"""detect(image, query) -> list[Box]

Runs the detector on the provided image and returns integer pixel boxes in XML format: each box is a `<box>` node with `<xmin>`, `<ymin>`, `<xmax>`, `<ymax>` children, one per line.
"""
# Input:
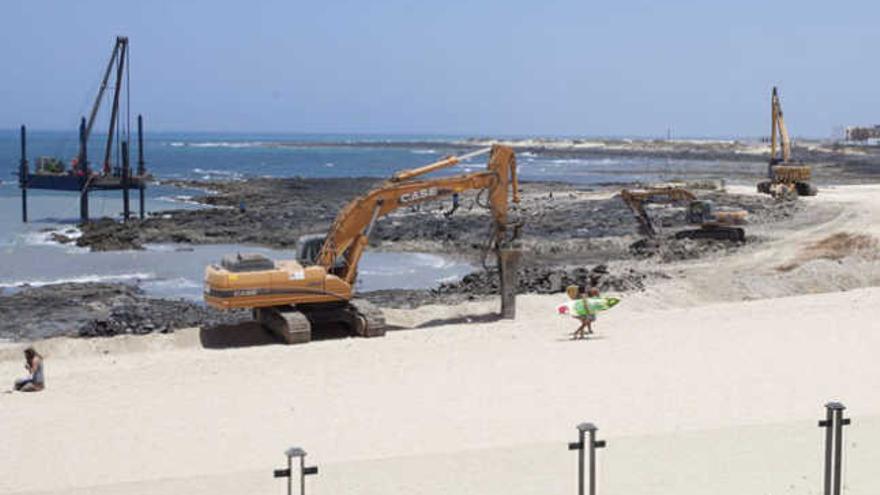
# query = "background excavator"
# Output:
<box><xmin>757</xmin><ymin>87</ymin><xmax>818</xmax><ymax>199</ymax></box>
<box><xmin>204</xmin><ymin>145</ymin><xmax>520</xmax><ymax>344</ymax></box>
<box><xmin>620</xmin><ymin>187</ymin><xmax>748</xmax><ymax>242</ymax></box>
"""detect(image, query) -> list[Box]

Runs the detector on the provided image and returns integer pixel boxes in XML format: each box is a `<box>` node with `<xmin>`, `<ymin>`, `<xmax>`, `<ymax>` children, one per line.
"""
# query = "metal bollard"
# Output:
<box><xmin>818</xmin><ymin>402</ymin><xmax>850</xmax><ymax>495</ymax></box>
<box><xmin>274</xmin><ymin>447</ymin><xmax>319</xmax><ymax>495</ymax></box>
<box><xmin>568</xmin><ymin>422</ymin><xmax>606</xmax><ymax>495</ymax></box>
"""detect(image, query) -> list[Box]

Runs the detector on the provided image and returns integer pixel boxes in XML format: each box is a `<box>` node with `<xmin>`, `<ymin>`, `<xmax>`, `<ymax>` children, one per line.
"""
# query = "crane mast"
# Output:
<box><xmin>80</xmin><ymin>36</ymin><xmax>129</xmax><ymax>175</ymax></box>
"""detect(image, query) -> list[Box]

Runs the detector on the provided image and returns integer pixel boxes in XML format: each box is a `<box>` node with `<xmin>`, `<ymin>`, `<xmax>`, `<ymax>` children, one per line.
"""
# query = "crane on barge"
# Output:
<box><xmin>19</xmin><ymin>36</ymin><xmax>149</xmax><ymax>223</ymax></box>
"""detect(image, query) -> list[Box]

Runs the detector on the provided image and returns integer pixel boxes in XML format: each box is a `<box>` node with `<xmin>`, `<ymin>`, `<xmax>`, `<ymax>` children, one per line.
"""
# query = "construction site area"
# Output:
<box><xmin>2</xmin><ymin>21</ymin><xmax>880</xmax><ymax>495</ymax></box>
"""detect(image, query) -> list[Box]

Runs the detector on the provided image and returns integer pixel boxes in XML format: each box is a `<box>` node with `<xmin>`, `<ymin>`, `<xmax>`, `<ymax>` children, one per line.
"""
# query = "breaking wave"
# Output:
<box><xmin>169</xmin><ymin>141</ymin><xmax>265</xmax><ymax>149</ymax></box>
<box><xmin>0</xmin><ymin>272</ymin><xmax>155</xmax><ymax>289</ymax></box>
<box><xmin>191</xmin><ymin>168</ymin><xmax>244</xmax><ymax>181</ymax></box>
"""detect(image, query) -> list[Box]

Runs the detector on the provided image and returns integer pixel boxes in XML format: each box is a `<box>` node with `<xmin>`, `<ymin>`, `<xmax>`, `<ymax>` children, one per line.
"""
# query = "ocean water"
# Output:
<box><xmin>0</xmin><ymin>129</ymin><xmax>764</xmax><ymax>185</ymax></box>
<box><xmin>0</xmin><ymin>130</ymin><xmax>760</xmax><ymax>298</ymax></box>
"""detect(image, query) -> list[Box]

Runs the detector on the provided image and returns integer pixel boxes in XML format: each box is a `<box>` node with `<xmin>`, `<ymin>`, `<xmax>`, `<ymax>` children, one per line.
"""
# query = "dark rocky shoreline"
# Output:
<box><xmin>0</xmin><ymin>283</ymin><xmax>249</xmax><ymax>342</ymax></box>
<box><xmin>70</xmin><ymin>178</ymin><xmax>800</xmax><ymax>262</ymax></box>
<box><xmin>0</xmin><ymin>262</ymin><xmax>660</xmax><ymax>341</ymax></box>
<box><xmin>1</xmin><ymin>174</ymin><xmax>811</xmax><ymax>342</ymax></box>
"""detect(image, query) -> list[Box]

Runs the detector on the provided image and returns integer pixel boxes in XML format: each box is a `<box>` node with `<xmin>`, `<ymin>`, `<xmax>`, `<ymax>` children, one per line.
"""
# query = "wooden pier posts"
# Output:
<box><xmin>19</xmin><ymin>125</ymin><xmax>28</xmax><ymax>223</ymax></box>
<box><xmin>122</xmin><ymin>141</ymin><xmax>131</xmax><ymax>221</ymax></box>
<box><xmin>18</xmin><ymin>115</ymin><xmax>146</xmax><ymax>225</ymax></box>
<box><xmin>137</xmin><ymin>114</ymin><xmax>146</xmax><ymax>220</ymax></box>
<box><xmin>78</xmin><ymin>117</ymin><xmax>90</xmax><ymax>223</ymax></box>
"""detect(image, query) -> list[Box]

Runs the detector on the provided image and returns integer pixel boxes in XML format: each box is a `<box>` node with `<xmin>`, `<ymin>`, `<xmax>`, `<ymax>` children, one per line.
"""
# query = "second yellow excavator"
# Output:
<box><xmin>757</xmin><ymin>87</ymin><xmax>818</xmax><ymax>199</ymax></box>
<box><xmin>204</xmin><ymin>145</ymin><xmax>520</xmax><ymax>344</ymax></box>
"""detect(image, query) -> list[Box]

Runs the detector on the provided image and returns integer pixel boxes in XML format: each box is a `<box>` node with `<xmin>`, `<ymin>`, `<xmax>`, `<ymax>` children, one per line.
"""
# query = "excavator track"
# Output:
<box><xmin>254</xmin><ymin>306</ymin><xmax>312</xmax><ymax>345</ymax></box>
<box><xmin>675</xmin><ymin>227</ymin><xmax>745</xmax><ymax>242</ymax></box>
<box><xmin>348</xmin><ymin>299</ymin><xmax>387</xmax><ymax>338</ymax></box>
<box><xmin>254</xmin><ymin>300</ymin><xmax>387</xmax><ymax>345</ymax></box>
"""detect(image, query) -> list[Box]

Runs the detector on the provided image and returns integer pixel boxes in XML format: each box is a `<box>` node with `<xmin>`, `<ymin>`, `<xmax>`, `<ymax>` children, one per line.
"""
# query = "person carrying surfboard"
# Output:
<box><xmin>558</xmin><ymin>285</ymin><xmax>621</xmax><ymax>339</ymax></box>
<box><xmin>572</xmin><ymin>287</ymin><xmax>600</xmax><ymax>339</ymax></box>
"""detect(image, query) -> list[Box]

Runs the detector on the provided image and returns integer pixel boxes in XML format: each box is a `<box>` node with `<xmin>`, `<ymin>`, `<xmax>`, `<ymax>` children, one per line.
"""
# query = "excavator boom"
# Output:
<box><xmin>770</xmin><ymin>86</ymin><xmax>792</xmax><ymax>165</ymax></box>
<box><xmin>318</xmin><ymin>145</ymin><xmax>518</xmax><ymax>283</ymax></box>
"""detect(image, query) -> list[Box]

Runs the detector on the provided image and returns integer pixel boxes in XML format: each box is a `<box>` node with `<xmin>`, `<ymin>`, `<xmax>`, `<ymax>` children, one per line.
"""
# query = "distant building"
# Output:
<box><xmin>844</xmin><ymin>125</ymin><xmax>880</xmax><ymax>143</ymax></box>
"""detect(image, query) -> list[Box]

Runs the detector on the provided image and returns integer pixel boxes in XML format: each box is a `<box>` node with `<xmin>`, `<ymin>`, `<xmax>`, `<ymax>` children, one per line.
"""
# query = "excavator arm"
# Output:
<box><xmin>770</xmin><ymin>86</ymin><xmax>791</xmax><ymax>166</ymax></box>
<box><xmin>761</xmin><ymin>87</ymin><xmax>816</xmax><ymax>198</ymax></box>
<box><xmin>317</xmin><ymin>145</ymin><xmax>519</xmax><ymax>284</ymax></box>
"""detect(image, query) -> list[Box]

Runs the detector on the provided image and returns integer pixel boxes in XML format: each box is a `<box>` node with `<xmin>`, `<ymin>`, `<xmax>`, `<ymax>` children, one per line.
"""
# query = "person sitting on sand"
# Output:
<box><xmin>13</xmin><ymin>347</ymin><xmax>44</xmax><ymax>392</ymax></box>
<box><xmin>571</xmin><ymin>287</ymin><xmax>601</xmax><ymax>340</ymax></box>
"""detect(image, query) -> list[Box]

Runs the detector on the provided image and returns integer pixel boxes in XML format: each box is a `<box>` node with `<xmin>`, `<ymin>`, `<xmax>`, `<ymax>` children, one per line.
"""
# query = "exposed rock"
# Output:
<box><xmin>0</xmin><ymin>283</ymin><xmax>248</xmax><ymax>341</ymax></box>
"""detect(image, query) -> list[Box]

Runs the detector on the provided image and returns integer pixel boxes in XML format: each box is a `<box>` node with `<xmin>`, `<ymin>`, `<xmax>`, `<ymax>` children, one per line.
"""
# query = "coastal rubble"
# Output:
<box><xmin>75</xmin><ymin>178</ymin><xmax>801</xmax><ymax>263</ymax></box>
<box><xmin>0</xmin><ymin>176</ymin><xmax>814</xmax><ymax>341</ymax></box>
<box><xmin>0</xmin><ymin>283</ymin><xmax>247</xmax><ymax>341</ymax></box>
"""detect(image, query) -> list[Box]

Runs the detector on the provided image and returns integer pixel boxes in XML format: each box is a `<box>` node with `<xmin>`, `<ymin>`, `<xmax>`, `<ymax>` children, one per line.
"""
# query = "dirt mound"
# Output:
<box><xmin>777</xmin><ymin>232</ymin><xmax>879</xmax><ymax>272</ymax></box>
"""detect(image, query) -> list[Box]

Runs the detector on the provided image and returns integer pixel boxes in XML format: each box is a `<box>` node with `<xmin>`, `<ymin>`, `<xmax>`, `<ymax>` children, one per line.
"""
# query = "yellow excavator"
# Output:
<box><xmin>620</xmin><ymin>187</ymin><xmax>748</xmax><ymax>242</ymax></box>
<box><xmin>757</xmin><ymin>87</ymin><xmax>817</xmax><ymax>199</ymax></box>
<box><xmin>204</xmin><ymin>145</ymin><xmax>520</xmax><ymax>344</ymax></box>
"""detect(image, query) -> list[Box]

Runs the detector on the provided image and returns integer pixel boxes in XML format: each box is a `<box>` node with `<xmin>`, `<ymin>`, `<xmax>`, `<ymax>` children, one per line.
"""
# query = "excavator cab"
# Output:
<box><xmin>296</xmin><ymin>234</ymin><xmax>348</xmax><ymax>277</ymax></box>
<box><xmin>296</xmin><ymin>234</ymin><xmax>326</xmax><ymax>266</ymax></box>
<box><xmin>687</xmin><ymin>200</ymin><xmax>715</xmax><ymax>224</ymax></box>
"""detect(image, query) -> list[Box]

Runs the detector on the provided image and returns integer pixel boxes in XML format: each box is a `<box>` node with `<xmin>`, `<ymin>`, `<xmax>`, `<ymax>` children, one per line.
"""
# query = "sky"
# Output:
<box><xmin>1</xmin><ymin>0</ymin><xmax>878</xmax><ymax>138</ymax></box>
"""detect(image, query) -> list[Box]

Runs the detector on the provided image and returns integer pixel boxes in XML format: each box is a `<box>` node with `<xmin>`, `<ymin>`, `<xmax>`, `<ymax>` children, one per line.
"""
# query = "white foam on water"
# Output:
<box><xmin>410</xmin><ymin>252</ymin><xmax>457</xmax><ymax>269</ymax></box>
<box><xmin>143</xmin><ymin>243</ymin><xmax>195</xmax><ymax>253</ymax></box>
<box><xmin>172</xmin><ymin>141</ymin><xmax>265</xmax><ymax>149</ymax></box>
<box><xmin>410</xmin><ymin>149</ymin><xmax>437</xmax><ymax>155</ymax></box>
<box><xmin>21</xmin><ymin>227</ymin><xmax>85</xmax><ymax>249</ymax></box>
<box><xmin>549</xmin><ymin>158</ymin><xmax>586</xmax><ymax>164</ymax></box>
<box><xmin>0</xmin><ymin>272</ymin><xmax>155</xmax><ymax>289</ymax></box>
<box><xmin>156</xmin><ymin>195</ymin><xmax>205</xmax><ymax>207</ymax></box>
<box><xmin>191</xmin><ymin>168</ymin><xmax>244</xmax><ymax>182</ymax></box>
<box><xmin>192</xmin><ymin>168</ymin><xmax>243</xmax><ymax>177</ymax></box>
<box><xmin>140</xmin><ymin>277</ymin><xmax>203</xmax><ymax>300</ymax></box>
<box><xmin>437</xmin><ymin>274</ymin><xmax>464</xmax><ymax>284</ymax></box>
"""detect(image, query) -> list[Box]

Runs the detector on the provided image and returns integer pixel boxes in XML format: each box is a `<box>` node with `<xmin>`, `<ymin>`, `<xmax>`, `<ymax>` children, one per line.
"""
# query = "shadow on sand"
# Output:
<box><xmin>198</xmin><ymin>321</ymin><xmax>360</xmax><ymax>349</ymax></box>
<box><xmin>199</xmin><ymin>311</ymin><xmax>507</xmax><ymax>349</ymax></box>
<box><xmin>412</xmin><ymin>312</ymin><xmax>503</xmax><ymax>329</ymax></box>
<box><xmin>199</xmin><ymin>321</ymin><xmax>279</xmax><ymax>349</ymax></box>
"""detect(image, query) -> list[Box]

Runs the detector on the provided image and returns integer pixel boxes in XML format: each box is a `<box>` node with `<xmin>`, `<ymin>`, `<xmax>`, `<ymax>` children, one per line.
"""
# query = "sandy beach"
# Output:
<box><xmin>2</xmin><ymin>185</ymin><xmax>879</xmax><ymax>495</ymax></box>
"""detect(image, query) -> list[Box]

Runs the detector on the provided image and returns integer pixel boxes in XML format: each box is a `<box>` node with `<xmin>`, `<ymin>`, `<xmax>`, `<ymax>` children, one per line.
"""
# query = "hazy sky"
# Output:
<box><xmin>1</xmin><ymin>0</ymin><xmax>877</xmax><ymax>137</ymax></box>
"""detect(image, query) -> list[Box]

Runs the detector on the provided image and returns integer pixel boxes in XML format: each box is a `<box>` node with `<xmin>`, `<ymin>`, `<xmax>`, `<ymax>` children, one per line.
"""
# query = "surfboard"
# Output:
<box><xmin>557</xmin><ymin>297</ymin><xmax>620</xmax><ymax>317</ymax></box>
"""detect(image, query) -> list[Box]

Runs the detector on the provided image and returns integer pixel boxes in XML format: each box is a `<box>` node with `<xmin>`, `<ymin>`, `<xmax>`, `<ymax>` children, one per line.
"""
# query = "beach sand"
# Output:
<box><xmin>2</xmin><ymin>186</ymin><xmax>879</xmax><ymax>495</ymax></box>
